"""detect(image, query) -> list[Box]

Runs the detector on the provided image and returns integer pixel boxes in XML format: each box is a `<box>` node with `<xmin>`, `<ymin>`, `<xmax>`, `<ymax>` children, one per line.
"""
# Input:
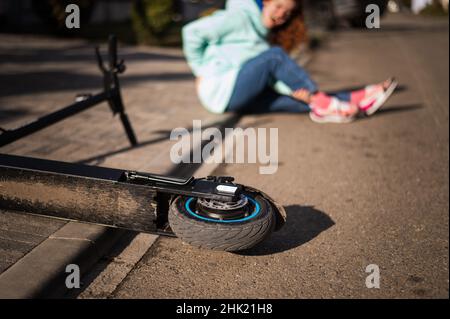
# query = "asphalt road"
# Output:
<box><xmin>93</xmin><ymin>13</ymin><xmax>448</xmax><ymax>299</ymax></box>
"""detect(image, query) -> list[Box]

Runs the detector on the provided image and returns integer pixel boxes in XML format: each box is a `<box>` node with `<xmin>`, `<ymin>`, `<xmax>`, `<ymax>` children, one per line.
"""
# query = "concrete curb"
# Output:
<box><xmin>0</xmin><ymin>222</ymin><xmax>126</xmax><ymax>299</ymax></box>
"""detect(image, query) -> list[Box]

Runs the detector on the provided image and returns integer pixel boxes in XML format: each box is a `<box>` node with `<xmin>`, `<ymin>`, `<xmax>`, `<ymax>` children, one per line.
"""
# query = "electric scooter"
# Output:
<box><xmin>0</xmin><ymin>35</ymin><xmax>286</xmax><ymax>252</ymax></box>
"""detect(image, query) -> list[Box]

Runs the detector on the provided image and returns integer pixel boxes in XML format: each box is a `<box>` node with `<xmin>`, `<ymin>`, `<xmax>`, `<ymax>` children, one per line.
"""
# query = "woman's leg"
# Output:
<box><xmin>227</xmin><ymin>47</ymin><xmax>318</xmax><ymax>111</ymax></box>
<box><xmin>328</xmin><ymin>78</ymin><xmax>396</xmax><ymax>104</ymax></box>
<box><xmin>228</xmin><ymin>89</ymin><xmax>310</xmax><ymax>114</ymax></box>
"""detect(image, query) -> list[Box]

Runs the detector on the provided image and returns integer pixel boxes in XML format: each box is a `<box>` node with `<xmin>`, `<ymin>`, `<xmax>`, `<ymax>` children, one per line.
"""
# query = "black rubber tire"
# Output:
<box><xmin>168</xmin><ymin>193</ymin><xmax>275</xmax><ymax>252</ymax></box>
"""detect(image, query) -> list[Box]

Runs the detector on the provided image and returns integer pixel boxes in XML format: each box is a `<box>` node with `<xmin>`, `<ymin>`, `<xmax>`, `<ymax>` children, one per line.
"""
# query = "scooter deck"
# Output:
<box><xmin>0</xmin><ymin>153</ymin><xmax>164</xmax><ymax>234</ymax></box>
<box><xmin>0</xmin><ymin>154</ymin><xmax>247</xmax><ymax>235</ymax></box>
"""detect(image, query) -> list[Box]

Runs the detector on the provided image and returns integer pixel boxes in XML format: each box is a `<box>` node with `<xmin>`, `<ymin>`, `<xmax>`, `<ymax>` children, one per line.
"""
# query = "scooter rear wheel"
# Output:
<box><xmin>168</xmin><ymin>192</ymin><xmax>275</xmax><ymax>252</ymax></box>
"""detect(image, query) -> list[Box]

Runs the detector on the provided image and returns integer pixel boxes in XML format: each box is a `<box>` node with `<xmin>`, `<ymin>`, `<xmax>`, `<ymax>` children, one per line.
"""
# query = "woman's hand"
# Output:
<box><xmin>292</xmin><ymin>88</ymin><xmax>312</xmax><ymax>104</ymax></box>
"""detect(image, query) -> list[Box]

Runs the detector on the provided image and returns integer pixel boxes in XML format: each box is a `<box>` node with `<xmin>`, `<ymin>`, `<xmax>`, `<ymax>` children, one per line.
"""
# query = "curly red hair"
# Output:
<box><xmin>268</xmin><ymin>0</ymin><xmax>308</xmax><ymax>53</ymax></box>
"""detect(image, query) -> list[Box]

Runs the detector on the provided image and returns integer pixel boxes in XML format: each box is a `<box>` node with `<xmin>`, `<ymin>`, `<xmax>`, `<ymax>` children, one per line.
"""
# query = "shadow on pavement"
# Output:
<box><xmin>327</xmin><ymin>84</ymin><xmax>408</xmax><ymax>96</ymax></box>
<box><xmin>0</xmin><ymin>106</ymin><xmax>37</xmax><ymax>124</ymax></box>
<box><xmin>237</xmin><ymin>205</ymin><xmax>335</xmax><ymax>256</ymax></box>
<box><xmin>77</xmin><ymin>114</ymin><xmax>241</xmax><ymax>170</ymax></box>
<box><xmin>0</xmin><ymin>48</ymin><xmax>185</xmax><ymax>65</ymax></box>
<box><xmin>63</xmin><ymin>230</ymin><xmax>140</xmax><ymax>299</ymax></box>
<box><xmin>0</xmin><ymin>71</ymin><xmax>193</xmax><ymax>98</ymax></box>
<box><xmin>77</xmin><ymin>133</ymin><xmax>175</xmax><ymax>166</ymax></box>
<box><xmin>0</xmin><ymin>42</ymin><xmax>189</xmax><ymax>98</ymax></box>
<box><xmin>359</xmin><ymin>103</ymin><xmax>423</xmax><ymax>120</ymax></box>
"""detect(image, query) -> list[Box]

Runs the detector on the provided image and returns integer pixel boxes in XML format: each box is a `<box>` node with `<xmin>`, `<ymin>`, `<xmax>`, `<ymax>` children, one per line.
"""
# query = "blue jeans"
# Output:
<box><xmin>226</xmin><ymin>47</ymin><xmax>351</xmax><ymax>114</ymax></box>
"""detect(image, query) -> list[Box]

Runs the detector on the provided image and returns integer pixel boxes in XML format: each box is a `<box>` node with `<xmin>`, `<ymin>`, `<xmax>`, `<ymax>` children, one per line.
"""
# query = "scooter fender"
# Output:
<box><xmin>242</xmin><ymin>185</ymin><xmax>286</xmax><ymax>231</ymax></box>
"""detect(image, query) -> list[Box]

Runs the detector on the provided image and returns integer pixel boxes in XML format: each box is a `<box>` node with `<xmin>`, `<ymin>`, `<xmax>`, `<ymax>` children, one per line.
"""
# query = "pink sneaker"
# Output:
<box><xmin>353</xmin><ymin>77</ymin><xmax>398</xmax><ymax>116</ymax></box>
<box><xmin>309</xmin><ymin>94</ymin><xmax>358</xmax><ymax>124</ymax></box>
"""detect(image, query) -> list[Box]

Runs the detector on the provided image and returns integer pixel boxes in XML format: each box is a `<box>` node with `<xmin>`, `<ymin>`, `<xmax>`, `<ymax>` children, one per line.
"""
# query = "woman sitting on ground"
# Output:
<box><xmin>182</xmin><ymin>0</ymin><xmax>397</xmax><ymax>123</ymax></box>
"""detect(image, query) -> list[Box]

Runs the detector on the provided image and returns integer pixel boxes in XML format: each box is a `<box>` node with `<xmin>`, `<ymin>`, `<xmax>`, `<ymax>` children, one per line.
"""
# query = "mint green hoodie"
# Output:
<box><xmin>182</xmin><ymin>0</ymin><xmax>292</xmax><ymax>114</ymax></box>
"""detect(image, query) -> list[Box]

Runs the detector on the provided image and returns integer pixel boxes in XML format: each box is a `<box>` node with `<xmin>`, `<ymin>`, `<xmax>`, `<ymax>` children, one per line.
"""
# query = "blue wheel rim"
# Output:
<box><xmin>184</xmin><ymin>196</ymin><xmax>261</xmax><ymax>223</ymax></box>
